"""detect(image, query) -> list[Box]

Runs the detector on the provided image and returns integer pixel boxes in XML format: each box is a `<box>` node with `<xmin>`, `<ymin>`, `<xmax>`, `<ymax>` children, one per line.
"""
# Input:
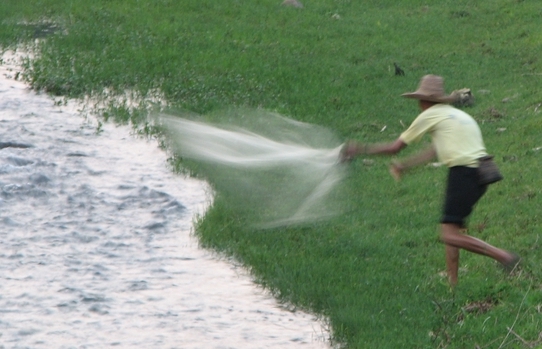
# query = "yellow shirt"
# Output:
<box><xmin>399</xmin><ymin>104</ymin><xmax>487</xmax><ymax>167</ymax></box>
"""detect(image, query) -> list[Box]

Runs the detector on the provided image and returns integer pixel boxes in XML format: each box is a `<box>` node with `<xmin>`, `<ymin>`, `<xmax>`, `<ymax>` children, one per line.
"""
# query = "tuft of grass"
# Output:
<box><xmin>1</xmin><ymin>0</ymin><xmax>541</xmax><ymax>347</ymax></box>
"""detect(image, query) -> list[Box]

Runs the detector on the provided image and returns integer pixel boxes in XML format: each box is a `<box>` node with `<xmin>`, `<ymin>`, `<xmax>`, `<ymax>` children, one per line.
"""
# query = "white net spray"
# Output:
<box><xmin>153</xmin><ymin>108</ymin><xmax>347</xmax><ymax>229</ymax></box>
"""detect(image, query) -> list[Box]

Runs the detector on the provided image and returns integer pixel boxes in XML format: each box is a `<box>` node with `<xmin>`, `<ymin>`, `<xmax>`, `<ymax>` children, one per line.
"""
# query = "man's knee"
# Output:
<box><xmin>440</xmin><ymin>223</ymin><xmax>463</xmax><ymax>243</ymax></box>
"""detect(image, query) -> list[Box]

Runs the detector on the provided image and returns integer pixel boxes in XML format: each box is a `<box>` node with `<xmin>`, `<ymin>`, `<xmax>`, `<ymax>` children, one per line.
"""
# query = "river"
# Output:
<box><xmin>0</xmin><ymin>51</ymin><xmax>331</xmax><ymax>349</ymax></box>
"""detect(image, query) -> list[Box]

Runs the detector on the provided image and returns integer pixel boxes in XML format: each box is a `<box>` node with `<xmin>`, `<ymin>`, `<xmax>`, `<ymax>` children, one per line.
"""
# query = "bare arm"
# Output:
<box><xmin>340</xmin><ymin>138</ymin><xmax>407</xmax><ymax>161</ymax></box>
<box><xmin>366</xmin><ymin>138</ymin><xmax>407</xmax><ymax>155</ymax></box>
<box><xmin>389</xmin><ymin>144</ymin><xmax>436</xmax><ymax>181</ymax></box>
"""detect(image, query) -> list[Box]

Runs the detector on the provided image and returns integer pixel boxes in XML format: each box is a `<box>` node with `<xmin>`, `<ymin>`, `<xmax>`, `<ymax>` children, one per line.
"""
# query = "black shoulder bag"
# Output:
<box><xmin>477</xmin><ymin>155</ymin><xmax>503</xmax><ymax>185</ymax></box>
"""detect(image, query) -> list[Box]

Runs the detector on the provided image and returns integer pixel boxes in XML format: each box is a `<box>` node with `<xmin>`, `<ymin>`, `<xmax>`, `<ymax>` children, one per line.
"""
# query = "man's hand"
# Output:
<box><xmin>340</xmin><ymin>141</ymin><xmax>363</xmax><ymax>162</ymax></box>
<box><xmin>389</xmin><ymin>161</ymin><xmax>404</xmax><ymax>181</ymax></box>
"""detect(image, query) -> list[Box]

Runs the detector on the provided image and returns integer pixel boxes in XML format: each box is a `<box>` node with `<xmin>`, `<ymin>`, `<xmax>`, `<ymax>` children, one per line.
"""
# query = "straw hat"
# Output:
<box><xmin>401</xmin><ymin>75</ymin><xmax>458</xmax><ymax>103</ymax></box>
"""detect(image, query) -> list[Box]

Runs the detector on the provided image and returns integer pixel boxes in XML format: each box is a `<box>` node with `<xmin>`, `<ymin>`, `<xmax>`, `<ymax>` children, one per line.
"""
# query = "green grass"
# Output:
<box><xmin>1</xmin><ymin>0</ymin><xmax>541</xmax><ymax>347</ymax></box>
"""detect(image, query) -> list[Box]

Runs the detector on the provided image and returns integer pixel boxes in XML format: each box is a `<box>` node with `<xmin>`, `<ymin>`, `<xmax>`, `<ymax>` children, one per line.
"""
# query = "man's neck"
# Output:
<box><xmin>419</xmin><ymin>100</ymin><xmax>438</xmax><ymax>111</ymax></box>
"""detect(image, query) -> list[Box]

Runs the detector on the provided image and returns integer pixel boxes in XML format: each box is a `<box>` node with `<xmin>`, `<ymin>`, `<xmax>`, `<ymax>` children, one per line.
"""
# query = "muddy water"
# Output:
<box><xmin>0</xmin><ymin>55</ymin><xmax>330</xmax><ymax>348</ymax></box>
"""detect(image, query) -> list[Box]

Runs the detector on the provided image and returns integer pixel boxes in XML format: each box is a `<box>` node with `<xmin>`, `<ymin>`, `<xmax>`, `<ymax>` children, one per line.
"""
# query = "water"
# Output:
<box><xmin>0</xmin><ymin>52</ymin><xmax>331</xmax><ymax>348</ymax></box>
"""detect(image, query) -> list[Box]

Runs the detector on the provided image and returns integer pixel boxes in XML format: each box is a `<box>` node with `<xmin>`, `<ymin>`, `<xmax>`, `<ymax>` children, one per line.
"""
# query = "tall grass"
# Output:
<box><xmin>1</xmin><ymin>0</ymin><xmax>541</xmax><ymax>347</ymax></box>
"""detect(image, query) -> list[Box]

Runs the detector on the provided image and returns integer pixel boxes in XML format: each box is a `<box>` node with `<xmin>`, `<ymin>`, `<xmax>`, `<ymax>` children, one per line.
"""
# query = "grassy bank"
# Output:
<box><xmin>1</xmin><ymin>0</ymin><xmax>541</xmax><ymax>347</ymax></box>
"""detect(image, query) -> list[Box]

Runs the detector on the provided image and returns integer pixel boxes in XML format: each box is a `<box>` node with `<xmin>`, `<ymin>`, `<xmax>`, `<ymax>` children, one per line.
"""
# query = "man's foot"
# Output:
<box><xmin>501</xmin><ymin>252</ymin><xmax>520</xmax><ymax>273</ymax></box>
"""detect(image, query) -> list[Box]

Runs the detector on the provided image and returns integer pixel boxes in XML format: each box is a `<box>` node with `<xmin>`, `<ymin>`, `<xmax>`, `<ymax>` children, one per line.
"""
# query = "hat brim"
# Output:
<box><xmin>401</xmin><ymin>92</ymin><xmax>458</xmax><ymax>104</ymax></box>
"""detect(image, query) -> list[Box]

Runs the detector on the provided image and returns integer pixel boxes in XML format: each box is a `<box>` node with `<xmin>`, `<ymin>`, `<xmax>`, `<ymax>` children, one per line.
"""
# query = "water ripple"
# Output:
<box><xmin>0</xmin><ymin>52</ymin><xmax>330</xmax><ymax>348</ymax></box>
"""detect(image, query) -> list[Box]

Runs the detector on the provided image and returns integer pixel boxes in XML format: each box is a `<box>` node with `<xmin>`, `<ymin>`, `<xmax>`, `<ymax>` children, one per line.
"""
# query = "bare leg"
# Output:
<box><xmin>440</xmin><ymin>223</ymin><xmax>516</xmax><ymax>285</ymax></box>
<box><xmin>445</xmin><ymin>244</ymin><xmax>460</xmax><ymax>286</ymax></box>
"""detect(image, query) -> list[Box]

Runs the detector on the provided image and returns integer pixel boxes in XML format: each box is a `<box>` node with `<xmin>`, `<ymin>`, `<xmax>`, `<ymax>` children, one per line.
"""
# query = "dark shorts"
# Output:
<box><xmin>441</xmin><ymin>166</ymin><xmax>487</xmax><ymax>227</ymax></box>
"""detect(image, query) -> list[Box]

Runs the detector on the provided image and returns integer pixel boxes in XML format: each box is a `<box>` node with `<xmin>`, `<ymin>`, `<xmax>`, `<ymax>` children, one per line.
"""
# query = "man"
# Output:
<box><xmin>342</xmin><ymin>74</ymin><xmax>519</xmax><ymax>286</ymax></box>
